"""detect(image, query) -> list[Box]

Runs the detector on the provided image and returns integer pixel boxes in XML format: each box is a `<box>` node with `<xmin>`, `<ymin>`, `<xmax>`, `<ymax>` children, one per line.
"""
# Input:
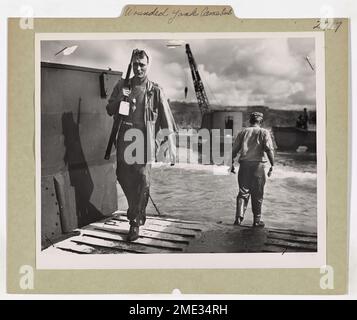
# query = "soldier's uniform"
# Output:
<box><xmin>231</xmin><ymin>112</ymin><xmax>274</xmax><ymax>227</ymax></box>
<box><xmin>106</xmin><ymin>76</ymin><xmax>177</xmax><ymax>228</ymax></box>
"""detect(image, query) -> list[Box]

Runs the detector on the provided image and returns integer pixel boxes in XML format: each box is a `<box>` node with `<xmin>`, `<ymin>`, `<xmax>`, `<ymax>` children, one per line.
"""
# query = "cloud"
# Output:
<box><xmin>41</xmin><ymin>37</ymin><xmax>316</xmax><ymax>110</ymax></box>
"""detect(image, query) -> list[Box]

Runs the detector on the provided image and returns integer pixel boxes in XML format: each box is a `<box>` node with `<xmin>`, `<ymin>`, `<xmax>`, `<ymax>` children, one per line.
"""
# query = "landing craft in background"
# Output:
<box><xmin>183</xmin><ymin>44</ymin><xmax>244</xmax><ymax>140</ymax></box>
<box><xmin>167</xmin><ymin>41</ymin><xmax>244</xmax><ymax>136</ymax></box>
<box><xmin>272</xmin><ymin>56</ymin><xmax>316</xmax><ymax>152</ymax></box>
<box><xmin>272</xmin><ymin>126</ymin><xmax>316</xmax><ymax>152</ymax></box>
<box><xmin>166</xmin><ymin>41</ymin><xmax>244</xmax><ymax>155</ymax></box>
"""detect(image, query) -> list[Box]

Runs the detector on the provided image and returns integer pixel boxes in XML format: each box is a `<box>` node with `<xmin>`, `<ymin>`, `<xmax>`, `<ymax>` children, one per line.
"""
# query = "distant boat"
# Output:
<box><xmin>272</xmin><ymin>126</ymin><xmax>316</xmax><ymax>152</ymax></box>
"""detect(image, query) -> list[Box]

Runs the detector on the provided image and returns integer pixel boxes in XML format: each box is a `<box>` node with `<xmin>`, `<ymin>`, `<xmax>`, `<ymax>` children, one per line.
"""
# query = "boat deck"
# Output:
<box><xmin>43</xmin><ymin>211</ymin><xmax>317</xmax><ymax>254</ymax></box>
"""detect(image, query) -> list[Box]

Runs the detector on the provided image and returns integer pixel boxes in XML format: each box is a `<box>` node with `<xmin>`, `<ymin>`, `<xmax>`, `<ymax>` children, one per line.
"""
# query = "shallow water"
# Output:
<box><xmin>147</xmin><ymin>151</ymin><xmax>317</xmax><ymax>233</ymax></box>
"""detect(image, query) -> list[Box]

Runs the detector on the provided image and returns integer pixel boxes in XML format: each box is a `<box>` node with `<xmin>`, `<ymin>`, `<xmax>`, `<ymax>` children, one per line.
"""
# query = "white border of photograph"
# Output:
<box><xmin>35</xmin><ymin>32</ymin><xmax>326</xmax><ymax>269</ymax></box>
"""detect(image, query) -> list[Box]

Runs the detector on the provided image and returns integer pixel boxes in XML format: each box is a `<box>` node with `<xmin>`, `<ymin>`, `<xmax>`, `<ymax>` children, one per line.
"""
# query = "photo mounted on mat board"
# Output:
<box><xmin>6</xmin><ymin>4</ymin><xmax>349</xmax><ymax>294</ymax></box>
<box><xmin>36</xmin><ymin>32</ymin><xmax>326</xmax><ymax>269</ymax></box>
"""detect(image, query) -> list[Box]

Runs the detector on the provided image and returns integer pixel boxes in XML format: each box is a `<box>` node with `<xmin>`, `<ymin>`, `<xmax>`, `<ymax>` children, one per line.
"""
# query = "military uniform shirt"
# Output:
<box><xmin>232</xmin><ymin>126</ymin><xmax>274</xmax><ymax>162</ymax></box>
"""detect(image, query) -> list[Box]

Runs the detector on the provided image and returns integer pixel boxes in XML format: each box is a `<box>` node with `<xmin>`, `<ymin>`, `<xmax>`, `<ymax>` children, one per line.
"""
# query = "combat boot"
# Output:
<box><xmin>127</xmin><ymin>225</ymin><xmax>140</xmax><ymax>241</ymax></box>
<box><xmin>253</xmin><ymin>215</ymin><xmax>265</xmax><ymax>228</ymax></box>
<box><xmin>137</xmin><ymin>215</ymin><xmax>146</xmax><ymax>226</ymax></box>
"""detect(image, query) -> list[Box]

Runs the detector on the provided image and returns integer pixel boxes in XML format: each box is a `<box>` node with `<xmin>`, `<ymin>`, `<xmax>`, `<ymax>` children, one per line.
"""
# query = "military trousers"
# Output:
<box><xmin>237</xmin><ymin>161</ymin><xmax>266</xmax><ymax>219</ymax></box>
<box><xmin>116</xmin><ymin>123</ymin><xmax>151</xmax><ymax>227</ymax></box>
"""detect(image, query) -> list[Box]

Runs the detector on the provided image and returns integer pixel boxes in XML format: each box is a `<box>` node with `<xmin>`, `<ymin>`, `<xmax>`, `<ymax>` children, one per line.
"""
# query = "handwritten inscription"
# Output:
<box><xmin>124</xmin><ymin>7</ymin><xmax>169</xmax><ymax>18</ymax></box>
<box><xmin>124</xmin><ymin>6</ymin><xmax>233</xmax><ymax>24</ymax></box>
<box><xmin>313</xmin><ymin>19</ymin><xmax>342</xmax><ymax>32</ymax></box>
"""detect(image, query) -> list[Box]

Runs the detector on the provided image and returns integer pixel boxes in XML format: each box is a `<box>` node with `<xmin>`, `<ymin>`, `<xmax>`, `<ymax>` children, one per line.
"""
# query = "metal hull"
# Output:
<box><xmin>272</xmin><ymin>126</ymin><xmax>316</xmax><ymax>152</ymax></box>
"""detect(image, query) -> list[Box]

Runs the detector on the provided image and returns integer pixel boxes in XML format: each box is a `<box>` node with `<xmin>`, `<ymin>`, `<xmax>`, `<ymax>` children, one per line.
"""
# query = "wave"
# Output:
<box><xmin>153</xmin><ymin>162</ymin><xmax>317</xmax><ymax>180</ymax></box>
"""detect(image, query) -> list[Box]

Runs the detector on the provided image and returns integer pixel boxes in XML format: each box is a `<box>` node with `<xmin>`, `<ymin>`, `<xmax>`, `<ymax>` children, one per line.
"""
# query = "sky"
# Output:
<box><xmin>41</xmin><ymin>37</ymin><xmax>316</xmax><ymax>110</ymax></box>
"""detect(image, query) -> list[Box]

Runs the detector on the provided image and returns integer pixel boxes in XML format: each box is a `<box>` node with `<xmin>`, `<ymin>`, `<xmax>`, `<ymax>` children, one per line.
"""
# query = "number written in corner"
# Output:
<box><xmin>313</xmin><ymin>19</ymin><xmax>342</xmax><ymax>32</ymax></box>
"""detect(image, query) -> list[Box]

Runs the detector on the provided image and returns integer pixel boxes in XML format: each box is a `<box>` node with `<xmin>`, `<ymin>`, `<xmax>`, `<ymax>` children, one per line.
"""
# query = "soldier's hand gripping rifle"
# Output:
<box><xmin>104</xmin><ymin>50</ymin><xmax>136</xmax><ymax>160</ymax></box>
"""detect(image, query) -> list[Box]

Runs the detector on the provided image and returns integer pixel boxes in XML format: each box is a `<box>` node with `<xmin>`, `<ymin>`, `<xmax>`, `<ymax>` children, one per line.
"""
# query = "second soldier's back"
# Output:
<box><xmin>234</xmin><ymin>126</ymin><xmax>273</xmax><ymax>163</ymax></box>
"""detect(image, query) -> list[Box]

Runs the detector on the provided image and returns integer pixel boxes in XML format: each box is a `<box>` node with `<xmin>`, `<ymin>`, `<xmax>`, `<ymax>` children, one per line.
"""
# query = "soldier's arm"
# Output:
<box><xmin>227</xmin><ymin>132</ymin><xmax>242</xmax><ymax>172</ymax></box>
<box><xmin>231</xmin><ymin>132</ymin><xmax>243</xmax><ymax>161</ymax></box>
<box><xmin>263</xmin><ymin>130</ymin><xmax>275</xmax><ymax>175</ymax></box>
<box><xmin>156</xmin><ymin>87</ymin><xmax>178</xmax><ymax>164</ymax></box>
<box><xmin>156</xmin><ymin>88</ymin><xmax>177</xmax><ymax>133</ymax></box>
<box><xmin>266</xmin><ymin>149</ymin><xmax>274</xmax><ymax>167</ymax></box>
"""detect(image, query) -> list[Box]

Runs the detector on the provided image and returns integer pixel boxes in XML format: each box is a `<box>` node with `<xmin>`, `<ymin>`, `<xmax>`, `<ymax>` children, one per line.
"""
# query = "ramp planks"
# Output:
<box><xmin>42</xmin><ymin>213</ymin><xmax>318</xmax><ymax>255</ymax></box>
<box><xmin>43</xmin><ymin>214</ymin><xmax>204</xmax><ymax>254</ymax></box>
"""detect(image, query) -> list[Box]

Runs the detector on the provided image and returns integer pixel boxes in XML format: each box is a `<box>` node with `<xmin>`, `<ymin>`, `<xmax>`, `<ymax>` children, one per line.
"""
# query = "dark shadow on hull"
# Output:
<box><xmin>62</xmin><ymin>110</ymin><xmax>104</xmax><ymax>228</ymax></box>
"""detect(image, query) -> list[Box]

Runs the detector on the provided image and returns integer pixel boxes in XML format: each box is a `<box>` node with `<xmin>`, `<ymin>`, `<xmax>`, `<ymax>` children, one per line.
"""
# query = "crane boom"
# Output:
<box><xmin>185</xmin><ymin>44</ymin><xmax>212</xmax><ymax>130</ymax></box>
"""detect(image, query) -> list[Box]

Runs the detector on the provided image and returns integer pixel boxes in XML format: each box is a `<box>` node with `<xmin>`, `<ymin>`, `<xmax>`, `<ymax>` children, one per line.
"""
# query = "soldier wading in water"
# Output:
<box><xmin>230</xmin><ymin>112</ymin><xmax>275</xmax><ymax>228</ymax></box>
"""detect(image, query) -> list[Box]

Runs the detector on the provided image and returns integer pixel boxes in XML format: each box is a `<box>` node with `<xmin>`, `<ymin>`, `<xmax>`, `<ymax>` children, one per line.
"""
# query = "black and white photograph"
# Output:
<box><xmin>36</xmin><ymin>33</ymin><xmax>325</xmax><ymax>269</ymax></box>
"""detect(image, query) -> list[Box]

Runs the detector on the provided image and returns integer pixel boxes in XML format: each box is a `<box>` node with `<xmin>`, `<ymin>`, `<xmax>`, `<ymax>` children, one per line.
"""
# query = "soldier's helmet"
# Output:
<box><xmin>250</xmin><ymin>112</ymin><xmax>264</xmax><ymax>123</ymax></box>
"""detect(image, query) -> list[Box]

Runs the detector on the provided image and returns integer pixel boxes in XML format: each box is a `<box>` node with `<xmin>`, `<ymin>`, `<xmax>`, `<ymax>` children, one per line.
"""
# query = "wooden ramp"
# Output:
<box><xmin>185</xmin><ymin>224</ymin><xmax>317</xmax><ymax>253</ymax></box>
<box><xmin>44</xmin><ymin>212</ymin><xmax>206</xmax><ymax>254</ymax></box>
<box><xmin>263</xmin><ymin>227</ymin><xmax>318</xmax><ymax>253</ymax></box>
<box><xmin>42</xmin><ymin>213</ymin><xmax>317</xmax><ymax>255</ymax></box>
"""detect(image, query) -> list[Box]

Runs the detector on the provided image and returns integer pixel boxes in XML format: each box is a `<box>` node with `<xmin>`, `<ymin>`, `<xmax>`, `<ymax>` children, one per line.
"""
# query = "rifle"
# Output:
<box><xmin>104</xmin><ymin>49</ymin><xmax>136</xmax><ymax>160</ymax></box>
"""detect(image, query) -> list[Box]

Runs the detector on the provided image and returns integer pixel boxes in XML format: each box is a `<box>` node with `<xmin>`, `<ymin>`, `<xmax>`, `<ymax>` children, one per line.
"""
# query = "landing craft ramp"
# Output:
<box><xmin>40</xmin><ymin>62</ymin><xmax>124</xmax><ymax>248</ymax></box>
<box><xmin>43</xmin><ymin>211</ymin><xmax>317</xmax><ymax>255</ymax></box>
